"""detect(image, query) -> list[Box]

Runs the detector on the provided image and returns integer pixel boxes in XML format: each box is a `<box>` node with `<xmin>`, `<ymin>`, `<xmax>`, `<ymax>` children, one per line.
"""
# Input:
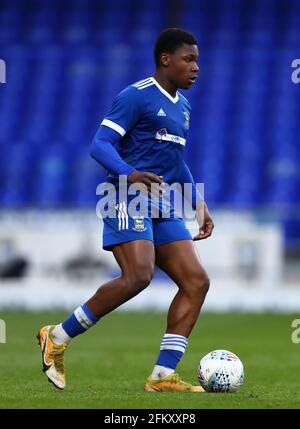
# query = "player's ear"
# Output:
<box><xmin>160</xmin><ymin>53</ymin><xmax>171</xmax><ymax>67</ymax></box>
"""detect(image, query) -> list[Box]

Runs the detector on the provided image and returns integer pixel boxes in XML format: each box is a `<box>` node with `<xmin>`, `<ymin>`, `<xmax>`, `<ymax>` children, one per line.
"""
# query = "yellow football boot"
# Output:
<box><xmin>37</xmin><ymin>325</ymin><xmax>67</xmax><ymax>390</ymax></box>
<box><xmin>145</xmin><ymin>373</ymin><xmax>205</xmax><ymax>393</ymax></box>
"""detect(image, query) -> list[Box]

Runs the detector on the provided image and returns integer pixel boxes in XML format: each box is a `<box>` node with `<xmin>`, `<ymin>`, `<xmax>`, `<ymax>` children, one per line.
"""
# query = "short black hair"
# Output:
<box><xmin>154</xmin><ymin>28</ymin><xmax>197</xmax><ymax>66</ymax></box>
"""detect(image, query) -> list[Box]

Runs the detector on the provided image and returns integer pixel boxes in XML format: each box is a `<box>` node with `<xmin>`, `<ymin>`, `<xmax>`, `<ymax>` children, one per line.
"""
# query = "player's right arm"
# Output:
<box><xmin>90</xmin><ymin>86</ymin><xmax>163</xmax><ymax>191</ymax></box>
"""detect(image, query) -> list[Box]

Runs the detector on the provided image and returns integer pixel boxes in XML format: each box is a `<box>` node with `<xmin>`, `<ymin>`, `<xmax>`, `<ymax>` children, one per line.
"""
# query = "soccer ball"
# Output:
<box><xmin>197</xmin><ymin>349</ymin><xmax>244</xmax><ymax>393</ymax></box>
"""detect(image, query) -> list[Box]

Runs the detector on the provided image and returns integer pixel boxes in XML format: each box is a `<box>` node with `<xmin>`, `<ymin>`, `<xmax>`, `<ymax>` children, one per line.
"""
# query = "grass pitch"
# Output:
<box><xmin>0</xmin><ymin>311</ymin><xmax>299</xmax><ymax>409</ymax></box>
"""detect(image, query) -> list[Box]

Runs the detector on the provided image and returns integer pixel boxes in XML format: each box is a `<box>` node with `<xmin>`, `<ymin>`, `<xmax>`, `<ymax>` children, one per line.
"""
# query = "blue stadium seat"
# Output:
<box><xmin>0</xmin><ymin>0</ymin><xmax>299</xmax><ymax>247</ymax></box>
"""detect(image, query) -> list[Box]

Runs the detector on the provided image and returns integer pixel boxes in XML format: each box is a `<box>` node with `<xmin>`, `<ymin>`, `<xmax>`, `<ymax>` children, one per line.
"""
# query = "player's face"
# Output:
<box><xmin>168</xmin><ymin>44</ymin><xmax>199</xmax><ymax>89</ymax></box>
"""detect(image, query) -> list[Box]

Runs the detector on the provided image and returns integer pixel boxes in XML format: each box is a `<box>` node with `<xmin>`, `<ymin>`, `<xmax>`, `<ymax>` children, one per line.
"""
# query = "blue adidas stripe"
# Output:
<box><xmin>161</xmin><ymin>342</ymin><xmax>187</xmax><ymax>349</ymax></box>
<box><xmin>161</xmin><ymin>339</ymin><xmax>188</xmax><ymax>347</ymax></box>
<box><xmin>162</xmin><ymin>336</ymin><xmax>188</xmax><ymax>343</ymax></box>
<box><xmin>81</xmin><ymin>303</ymin><xmax>99</xmax><ymax>323</ymax></box>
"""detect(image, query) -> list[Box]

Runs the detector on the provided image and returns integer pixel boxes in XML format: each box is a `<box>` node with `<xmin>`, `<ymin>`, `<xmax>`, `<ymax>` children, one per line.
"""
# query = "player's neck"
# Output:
<box><xmin>153</xmin><ymin>72</ymin><xmax>178</xmax><ymax>98</ymax></box>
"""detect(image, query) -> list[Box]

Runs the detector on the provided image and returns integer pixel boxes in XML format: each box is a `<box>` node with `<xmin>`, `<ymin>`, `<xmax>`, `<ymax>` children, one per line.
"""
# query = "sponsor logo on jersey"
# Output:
<box><xmin>155</xmin><ymin>128</ymin><xmax>186</xmax><ymax>146</ymax></box>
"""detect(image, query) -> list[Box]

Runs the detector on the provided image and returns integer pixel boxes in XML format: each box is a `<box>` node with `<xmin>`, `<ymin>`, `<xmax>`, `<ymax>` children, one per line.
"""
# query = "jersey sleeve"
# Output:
<box><xmin>90</xmin><ymin>125</ymin><xmax>135</xmax><ymax>176</ymax></box>
<box><xmin>101</xmin><ymin>86</ymin><xmax>143</xmax><ymax>137</ymax></box>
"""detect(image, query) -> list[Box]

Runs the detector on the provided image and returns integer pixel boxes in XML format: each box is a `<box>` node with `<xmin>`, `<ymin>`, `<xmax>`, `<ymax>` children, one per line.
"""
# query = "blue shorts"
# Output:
<box><xmin>100</xmin><ymin>193</ymin><xmax>192</xmax><ymax>251</ymax></box>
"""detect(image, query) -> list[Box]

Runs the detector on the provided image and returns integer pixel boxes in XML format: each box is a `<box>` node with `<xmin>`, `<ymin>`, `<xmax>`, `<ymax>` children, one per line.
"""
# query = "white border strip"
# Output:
<box><xmin>152</xmin><ymin>77</ymin><xmax>179</xmax><ymax>103</ymax></box>
<box><xmin>101</xmin><ymin>119</ymin><xmax>126</xmax><ymax>137</ymax></box>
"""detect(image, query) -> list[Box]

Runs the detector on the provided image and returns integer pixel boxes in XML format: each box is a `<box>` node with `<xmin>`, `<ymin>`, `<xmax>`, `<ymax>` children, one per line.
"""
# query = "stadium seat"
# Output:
<box><xmin>0</xmin><ymin>0</ymin><xmax>299</xmax><ymax>244</ymax></box>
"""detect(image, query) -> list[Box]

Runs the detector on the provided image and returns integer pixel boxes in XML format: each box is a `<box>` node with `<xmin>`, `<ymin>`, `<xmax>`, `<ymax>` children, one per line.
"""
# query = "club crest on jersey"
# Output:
<box><xmin>132</xmin><ymin>215</ymin><xmax>147</xmax><ymax>232</ymax></box>
<box><xmin>183</xmin><ymin>111</ymin><xmax>190</xmax><ymax>129</ymax></box>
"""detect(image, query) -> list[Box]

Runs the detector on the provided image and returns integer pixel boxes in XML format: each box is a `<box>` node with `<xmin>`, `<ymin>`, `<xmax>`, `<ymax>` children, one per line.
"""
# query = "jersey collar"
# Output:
<box><xmin>152</xmin><ymin>77</ymin><xmax>179</xmax><ymax>104</ymax></box>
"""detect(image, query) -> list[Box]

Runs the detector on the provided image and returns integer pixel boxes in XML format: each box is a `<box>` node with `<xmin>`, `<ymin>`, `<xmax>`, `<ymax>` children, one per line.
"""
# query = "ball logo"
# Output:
<box><xmin>210</xmin><ymin>350</ymin><xmax>238</xmax><ymax>361</ymax></box>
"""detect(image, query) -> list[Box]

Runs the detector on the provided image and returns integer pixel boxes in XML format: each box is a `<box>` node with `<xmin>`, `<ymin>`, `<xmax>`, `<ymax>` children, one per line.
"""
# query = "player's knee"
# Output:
<box><xmin>124</xmin><ymin>265</ymin><xmax>154</xmax><ymax>292</ymax></box>
<box><xmin>201</xmin><ymin>274</ymin><xmax>210</xmax><ymax>295</ymax></box>
<box><xmin>132</xmin><ymin>269</ymin><xmax>154</xmax><ymax>291</ymax></box>
<box><xmin>188</xmin><ymin>272</ymin><xmax>210</xmax><ymax>298</ymax></box>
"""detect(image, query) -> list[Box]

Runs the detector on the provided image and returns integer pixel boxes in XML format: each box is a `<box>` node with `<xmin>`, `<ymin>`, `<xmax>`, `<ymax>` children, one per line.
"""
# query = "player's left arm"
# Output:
<box><xmin>179</xmin><ymin>162</ymin><xmax>214</xmax><ymax>241</ymax></box>
<box><xmin>193</xmin><ymin>201</ymin><xmax>214</xmax><ymax>241</ymax></box>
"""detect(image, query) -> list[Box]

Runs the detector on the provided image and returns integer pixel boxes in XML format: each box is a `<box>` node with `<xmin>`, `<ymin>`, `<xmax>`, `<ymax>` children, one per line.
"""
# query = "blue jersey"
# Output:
<box><xmin>101</xmin><ymin>77</ymin><xmax>191</xmax><ymax>185</ymax></box>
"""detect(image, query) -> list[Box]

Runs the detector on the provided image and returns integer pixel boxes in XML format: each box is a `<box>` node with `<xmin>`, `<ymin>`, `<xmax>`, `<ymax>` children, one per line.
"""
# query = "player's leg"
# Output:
<box><xmin>85</xmin><ymin>239</ymin><xmax>155</xmax><ymax>316</ymax></box>
<box><xmin>155</xmin><ymin>240</ymin><xmax>209</xmax><ymax>338</ymax></box>
<box><xmin>145</xmin><ymin>220</ymin><xmax>209</xmax><ymax>392</ymax></box>
<box><xmin>38</xmin><ymin>239</ymin><xmax>155</xmax><ymax>389</ymax></box>
<box><xmin>52</xmin><ymin>239</ymin><xmax>155</xmax><ymax>340</ymax></box>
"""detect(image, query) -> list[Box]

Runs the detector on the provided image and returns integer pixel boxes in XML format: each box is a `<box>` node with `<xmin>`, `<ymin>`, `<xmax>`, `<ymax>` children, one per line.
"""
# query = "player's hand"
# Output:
<box><xmin>193</xmin><ymin>202</ymin><xmax>214</xmax><ymax>241</ymax></box>
<box><xmin>127</xmin><ymin>170</ymin><xmax>164</xmax><ymax>196</ymax></box>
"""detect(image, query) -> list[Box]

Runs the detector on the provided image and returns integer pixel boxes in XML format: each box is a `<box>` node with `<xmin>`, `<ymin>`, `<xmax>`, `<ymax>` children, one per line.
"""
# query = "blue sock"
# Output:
<box><xmin>61</xmin><ymin>304</ymin><xmax>100</xmax><ymax>338</ymax></box>
<box><xmin>156</xmin><ymin>333</ymin><xmax>188</xmax><ymax>370</ymax></box>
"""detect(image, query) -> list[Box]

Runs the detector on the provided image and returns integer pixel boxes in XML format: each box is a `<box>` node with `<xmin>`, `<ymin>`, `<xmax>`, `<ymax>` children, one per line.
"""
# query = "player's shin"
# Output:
<box><xmin>51</xmin><ymin>303</ymin><xmax>100</xmax><ymax>344</ymax></box>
